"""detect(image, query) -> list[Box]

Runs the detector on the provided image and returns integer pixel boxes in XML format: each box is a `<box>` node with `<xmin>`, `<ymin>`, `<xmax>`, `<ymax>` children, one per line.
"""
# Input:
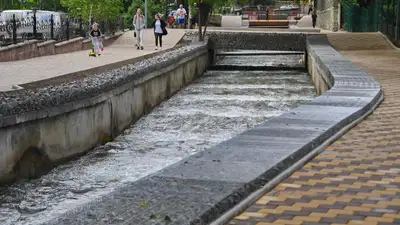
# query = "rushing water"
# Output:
<box><xmin>216</xmin><ymin>51</ymin><xmax>304</xmax><ymax>67</ymax></box>
<box><xmin>0</xmin><ymin>54</ymin><xmax>316</xmax><ymax>225</ymax></box>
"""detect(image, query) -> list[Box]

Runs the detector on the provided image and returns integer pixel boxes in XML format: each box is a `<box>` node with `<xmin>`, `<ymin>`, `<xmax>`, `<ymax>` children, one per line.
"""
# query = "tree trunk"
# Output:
<box><xmin>198</xmin><ymin>2</ymin><xmax>213</xmax><ymax>41</ymax></box>
<box><xmin>197</xmin><ymin>0</ymin><xmax>203</xmax><ymax>41</ymax></box>
<box><xmin>201</xmin><ymin>7</ymin><xmax>213</xmax><ymax>41</ymax></box>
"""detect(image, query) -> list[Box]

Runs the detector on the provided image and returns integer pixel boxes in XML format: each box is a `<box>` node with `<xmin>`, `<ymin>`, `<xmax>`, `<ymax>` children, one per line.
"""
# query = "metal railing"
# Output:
<box><xmin>0</xmin><ymin>13</ymin><xmax>125</xmax><ymax>47</ymax></box>
<box><xmin>378</xmin><ymin>0</ymin><xmax>400</xmax><ymax>46</ymax></box>
<box><xmin>241</xmin><ymin>10</ymin><xmax>290</xmax><ymax>26</ymax></box>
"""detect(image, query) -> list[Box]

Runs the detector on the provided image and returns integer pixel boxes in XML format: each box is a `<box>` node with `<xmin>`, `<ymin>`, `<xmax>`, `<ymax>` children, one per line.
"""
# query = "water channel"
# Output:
<box><xmin>0</xmin><ymin>53</ymin><xmax>316</xmax><ymax>225</ymax></box>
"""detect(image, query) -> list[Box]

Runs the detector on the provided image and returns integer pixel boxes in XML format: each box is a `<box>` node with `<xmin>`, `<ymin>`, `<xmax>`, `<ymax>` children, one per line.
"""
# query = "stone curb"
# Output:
<box><xmin>17</xmin><ymin>30</ymin><xmax>188</xmax><ymax>90</ymax></box>
<box><xmin>37</xmin><ymin>34</ymin><xmax>383</xmax><ymax>225</ymax></box>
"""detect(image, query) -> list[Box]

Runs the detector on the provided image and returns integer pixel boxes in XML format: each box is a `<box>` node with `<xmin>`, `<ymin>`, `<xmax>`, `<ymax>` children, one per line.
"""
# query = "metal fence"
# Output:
<box><xmin>342</xmin><ymin>1</ymin><xmax>379</xmax><ymax>32</ymax></box>
<box><xmin>378</xmin><ymin>0</ymin><xmax>400</xmax><ymax>46</ymax></box>
<box><xmin>241</xmin><ymin>10</ymin><xmax>289</xmax><ymax>23</ymax></box>
<box><xmin>342</xmin><ymin>0</ymin><xmax>400</xmax><ymax>46</ymax></box>
<box><xmin>0</xmin><ymin>13</ymin><xmax>125</xmax><ymax>47</ymax></box>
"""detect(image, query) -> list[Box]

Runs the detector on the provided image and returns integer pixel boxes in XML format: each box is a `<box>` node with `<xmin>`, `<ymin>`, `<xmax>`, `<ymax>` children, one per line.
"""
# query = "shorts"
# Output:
<box><xmin>178</xmin><ymin>18</ymin><xmax>185</xmax><ymax>25</ymax></box>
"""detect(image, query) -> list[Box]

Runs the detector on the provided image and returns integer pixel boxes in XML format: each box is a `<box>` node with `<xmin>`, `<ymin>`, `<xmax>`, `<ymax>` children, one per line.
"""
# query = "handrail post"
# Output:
<box><xmin>396</xmin><ymin>0</ymin><xmax>400</xmax><ymax>43</ymax></box>
<box><xmin>50</xmin><ymin>14</ymin><xmax>54</xmax><ymax>39</ymax></box>
<box><xmin>12</xmin><ymin>14</ymin><xmax>17</xmax><ymax>44</ymax></box>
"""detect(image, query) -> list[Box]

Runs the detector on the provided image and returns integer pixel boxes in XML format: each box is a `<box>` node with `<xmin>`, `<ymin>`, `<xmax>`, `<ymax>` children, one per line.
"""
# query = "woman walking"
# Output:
<box><xmin>133</xmin><ymin>8</ymin><xmax>145</xmax><ymax>50</ymax></box>
<box><xmin>152</xmin><ymin>13</ymin><xmax>167</xmax><ymax>50</ymax></box>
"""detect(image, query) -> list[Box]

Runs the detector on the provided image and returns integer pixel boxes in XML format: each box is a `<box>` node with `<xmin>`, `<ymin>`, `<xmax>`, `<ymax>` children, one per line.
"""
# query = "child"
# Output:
<box><xmin>168</xmin><ymin>15</ymin><xmax>175</xmax><ymax>28</ymax></box>
<box><xmin>90</xmin><ymin>22</ymin><xmax>103</xmax><ymax>56</ymax></box>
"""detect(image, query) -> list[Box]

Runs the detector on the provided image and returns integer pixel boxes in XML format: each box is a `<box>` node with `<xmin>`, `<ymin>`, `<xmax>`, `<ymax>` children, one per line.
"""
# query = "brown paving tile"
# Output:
<box><xmin>227</xmin><ymin>41</ymin><xmax>400</xmax><ymax>225</ymax></box>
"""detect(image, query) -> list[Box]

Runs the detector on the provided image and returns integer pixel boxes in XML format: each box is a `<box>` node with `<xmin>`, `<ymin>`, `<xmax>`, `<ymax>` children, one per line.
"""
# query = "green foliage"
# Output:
<box><xmin>227</xmin><ymin>0</ymin><xmax>278</xmax><ymax>6</ymax></box>
<box><xmin>60</xmin><ymin>0</ymin><xmax>123</xmax><ymax>21</ymax></box>
<box><xmin>341</xmin><ymin>0</ymin><xmax>380</xmax><ymax>8</ymax></box>
<box><xmin>124</xmin><ymin>0</ymin><xmax>167</xmax><ymax>28</ymax></box>
<box><xmin>1</xmin><ymin>0</ymin><xmax>65</xmax><ymax>11</ymax></box>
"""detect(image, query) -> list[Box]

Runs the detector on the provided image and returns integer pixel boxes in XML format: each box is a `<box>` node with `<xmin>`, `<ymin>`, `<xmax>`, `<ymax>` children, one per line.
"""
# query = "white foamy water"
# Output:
<box><xmin>216</xmin><ymin>54</ymin><xmax>304</xmax><ymax>67</ymax></box>
<box><xmin>0</xmin><ymin>60</ymin><xmax>316</xmax><ymax>225</ymax></box>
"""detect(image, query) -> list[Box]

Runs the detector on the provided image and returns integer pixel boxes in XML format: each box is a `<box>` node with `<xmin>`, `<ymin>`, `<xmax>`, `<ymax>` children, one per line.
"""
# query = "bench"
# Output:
<box><xmin>241</xmin><ymin>10</ymin><xmax>267</xmax><ymax>25</ymax></box>
<box><xmin>248</xmin><ymin>20</ymin><xmax>290</xmax><ymax>28</ymax></box>
<box><xmin>268</xmin><ymin>14</ymin><xmax>288</xmax><ymax>20</ymax></box>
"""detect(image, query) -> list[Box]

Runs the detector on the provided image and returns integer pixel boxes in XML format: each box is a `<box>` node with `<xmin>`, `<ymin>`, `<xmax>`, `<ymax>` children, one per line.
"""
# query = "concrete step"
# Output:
<box><xmin>221</xmin><ymin>16</ymin><xmax>243</xmax><ymax>27</ymax></box>
<box><xmin>216</xmin><ymin>51</ymin><xmax>305</xmax><ymax>56</ymax></box>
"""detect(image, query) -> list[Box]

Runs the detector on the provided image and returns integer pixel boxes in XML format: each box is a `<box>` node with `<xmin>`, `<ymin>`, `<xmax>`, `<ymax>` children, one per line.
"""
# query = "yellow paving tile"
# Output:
<box><xmin>240</xmin><ymin>212</ymin><xmax>266</xmax><ymax>218</ymax></box>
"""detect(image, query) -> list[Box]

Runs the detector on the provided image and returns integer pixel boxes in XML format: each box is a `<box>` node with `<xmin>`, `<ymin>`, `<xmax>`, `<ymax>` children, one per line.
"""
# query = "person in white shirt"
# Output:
<box><xmin>176</xmin><ymin>4</ymin><xmax>187</xmax><ymax>28</ymax></box>
<box><xmin>152</xmin><ymin>13</ymin><xmax>167</xmax><ymax>50</ymax></box>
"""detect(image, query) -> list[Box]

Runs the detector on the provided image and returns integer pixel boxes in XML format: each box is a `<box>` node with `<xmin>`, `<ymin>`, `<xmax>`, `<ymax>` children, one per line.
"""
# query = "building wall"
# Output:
<box><xmin>315</xmin><ymin>0</ymin><xmax>339</xmax><ymax>31</ymax></box>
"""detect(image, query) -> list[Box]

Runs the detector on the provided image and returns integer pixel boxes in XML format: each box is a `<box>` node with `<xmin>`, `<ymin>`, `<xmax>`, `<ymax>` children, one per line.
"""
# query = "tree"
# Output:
<box><xmin>189</xmin><ymin>0</ymin><xmax>226</xmax><ymax>41</ymax></box>
<box><xmin>60</xmin><ymin>0</ymin><xmax>123</xmax><ymax>21</ymax></box>
<box><xmin>1</xmin><ymin>0</ymin><xmax>65</xmax><ymax>11</ymax></box>
<box><xmin>340</xmin><ymin>0</ymin><xmax>375</xmax><ymax>8</ymax></box>
<box><xmin>124</xmin><ymin>0</ymin><xmax>167</xmax><ymax>28</ymax></box>
<box><xmin>191</xmin><ymin>0</ymin><xmax>279</xmax><ymax>41</ymax></box>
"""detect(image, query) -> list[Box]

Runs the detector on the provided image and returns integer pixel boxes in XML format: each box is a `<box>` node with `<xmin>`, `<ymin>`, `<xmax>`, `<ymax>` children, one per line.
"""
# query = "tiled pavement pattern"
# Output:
<box><xmin>228</xmin><ymin>37</ymin><xmax>400</xmax><ymax>225</ymax></box>
<box><xmin>0</xmin><ymin>29</ymin><xmax>185</xmax><ymax>91</ymax></box>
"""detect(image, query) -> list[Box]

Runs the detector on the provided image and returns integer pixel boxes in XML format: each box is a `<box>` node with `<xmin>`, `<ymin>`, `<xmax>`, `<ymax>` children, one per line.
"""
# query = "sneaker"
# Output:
<box><xmin>155</xmin><ymin>47</ymin><xmax>158</xmax><ymax>50</ymax></box>
<box><xmin>141</xmin><ymin>46</ymin><xmax>144</xmax><ymax>50</ymax></box>
<box><xmin>137</xmin><ymin>46</ymin><xmax>140</xmax><ymax>50</ymax></box>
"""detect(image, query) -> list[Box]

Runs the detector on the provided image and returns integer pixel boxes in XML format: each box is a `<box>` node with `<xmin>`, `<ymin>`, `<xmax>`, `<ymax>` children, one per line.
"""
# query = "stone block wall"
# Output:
<box><xmin>207</xmin><ymin>31</ymin><xmax>307</xmax><ymax>51</ymax></box>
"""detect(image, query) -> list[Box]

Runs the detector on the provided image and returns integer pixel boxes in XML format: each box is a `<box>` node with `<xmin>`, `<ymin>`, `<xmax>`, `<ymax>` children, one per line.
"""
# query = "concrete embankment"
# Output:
<box><xmin>0</xmin><ymin>31</ymin><xmax>384</xmax><ymax>225</ymax></box>
<box><xmin>0</xmin><ymin>42</ymin><xmax>209</xmax><ymax>184</ymax></box>
<box><xmin>16</xmin><ymin>32</ymin><xmax>382</xmax><ymax>225</ymax></box>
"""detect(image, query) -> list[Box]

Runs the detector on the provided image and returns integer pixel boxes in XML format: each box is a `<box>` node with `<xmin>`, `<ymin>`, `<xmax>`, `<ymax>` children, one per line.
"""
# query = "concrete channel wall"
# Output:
<box><xmin>37</xmin><ymin>33</ymin><xmax>385</xmax><ymax>225</ymax></box>
<box><xmin>0</xmin><ymin>43</ymin><xmax>209</xmax><ymax>184</ymax></box>
<box><xmin>207</xmin><ymin>31</ymin><xmax>307</xmax><ymax>51</ymax></box>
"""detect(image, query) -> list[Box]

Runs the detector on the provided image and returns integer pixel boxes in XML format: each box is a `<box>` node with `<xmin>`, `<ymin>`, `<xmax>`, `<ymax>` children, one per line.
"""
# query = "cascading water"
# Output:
<box><xmin>0</xmin><ymin>52</ymin><xmax>316</xmax><ymax>225</ymax></box>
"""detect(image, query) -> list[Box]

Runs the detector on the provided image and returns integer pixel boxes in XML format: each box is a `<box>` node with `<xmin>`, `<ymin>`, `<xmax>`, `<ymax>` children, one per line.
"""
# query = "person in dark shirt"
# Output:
<box><xmin>90</xmin><ymin>23</ymin><xmax>103</xmax><ymax>56</ymax></box>
<box><xmin>312</xmin><ymin>13</ymin><xmax>317</xmax><ymax>28</ymax></box>
<box><xmin>152</xmin><ymin>13</ymin><xmax>167</xmax><ymax>50</ymax></box>
<box><xmin>308</xmin><ymin>4</ymin><xmax>313</xmax><ymax>15</ymax></box>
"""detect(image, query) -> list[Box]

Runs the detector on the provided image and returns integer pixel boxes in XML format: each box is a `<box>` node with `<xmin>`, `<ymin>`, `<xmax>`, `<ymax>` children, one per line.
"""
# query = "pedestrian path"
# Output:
<box><xmin>227</xmin><ymin>34</ymin><xmax>400</xmax><ymax>225</ymax></box>
<box><xmin>221</xmin><ymin>15</ymin><xmax>243</xmax><ymax>27</ymax></box>
<box><xmin>0</xmin><ymin>29</ymin><xmax>185</xmax><ymax>91</ymax></box>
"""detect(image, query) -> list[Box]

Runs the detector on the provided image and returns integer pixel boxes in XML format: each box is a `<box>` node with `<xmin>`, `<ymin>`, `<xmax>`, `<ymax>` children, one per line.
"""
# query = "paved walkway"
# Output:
<box><xmin>228</xmin><ymin>35</ymin><xmax>400</xmax><ymax>225</ymax></box>
<box><xmin>0</xmin><ymin>29</ymin><xmax>185</xmax><ymax>91</ymax></box>
<box><xmin>221</xmin><ymin>15</ymin><xmax>243</xmax><ymax>27</ymax></box>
